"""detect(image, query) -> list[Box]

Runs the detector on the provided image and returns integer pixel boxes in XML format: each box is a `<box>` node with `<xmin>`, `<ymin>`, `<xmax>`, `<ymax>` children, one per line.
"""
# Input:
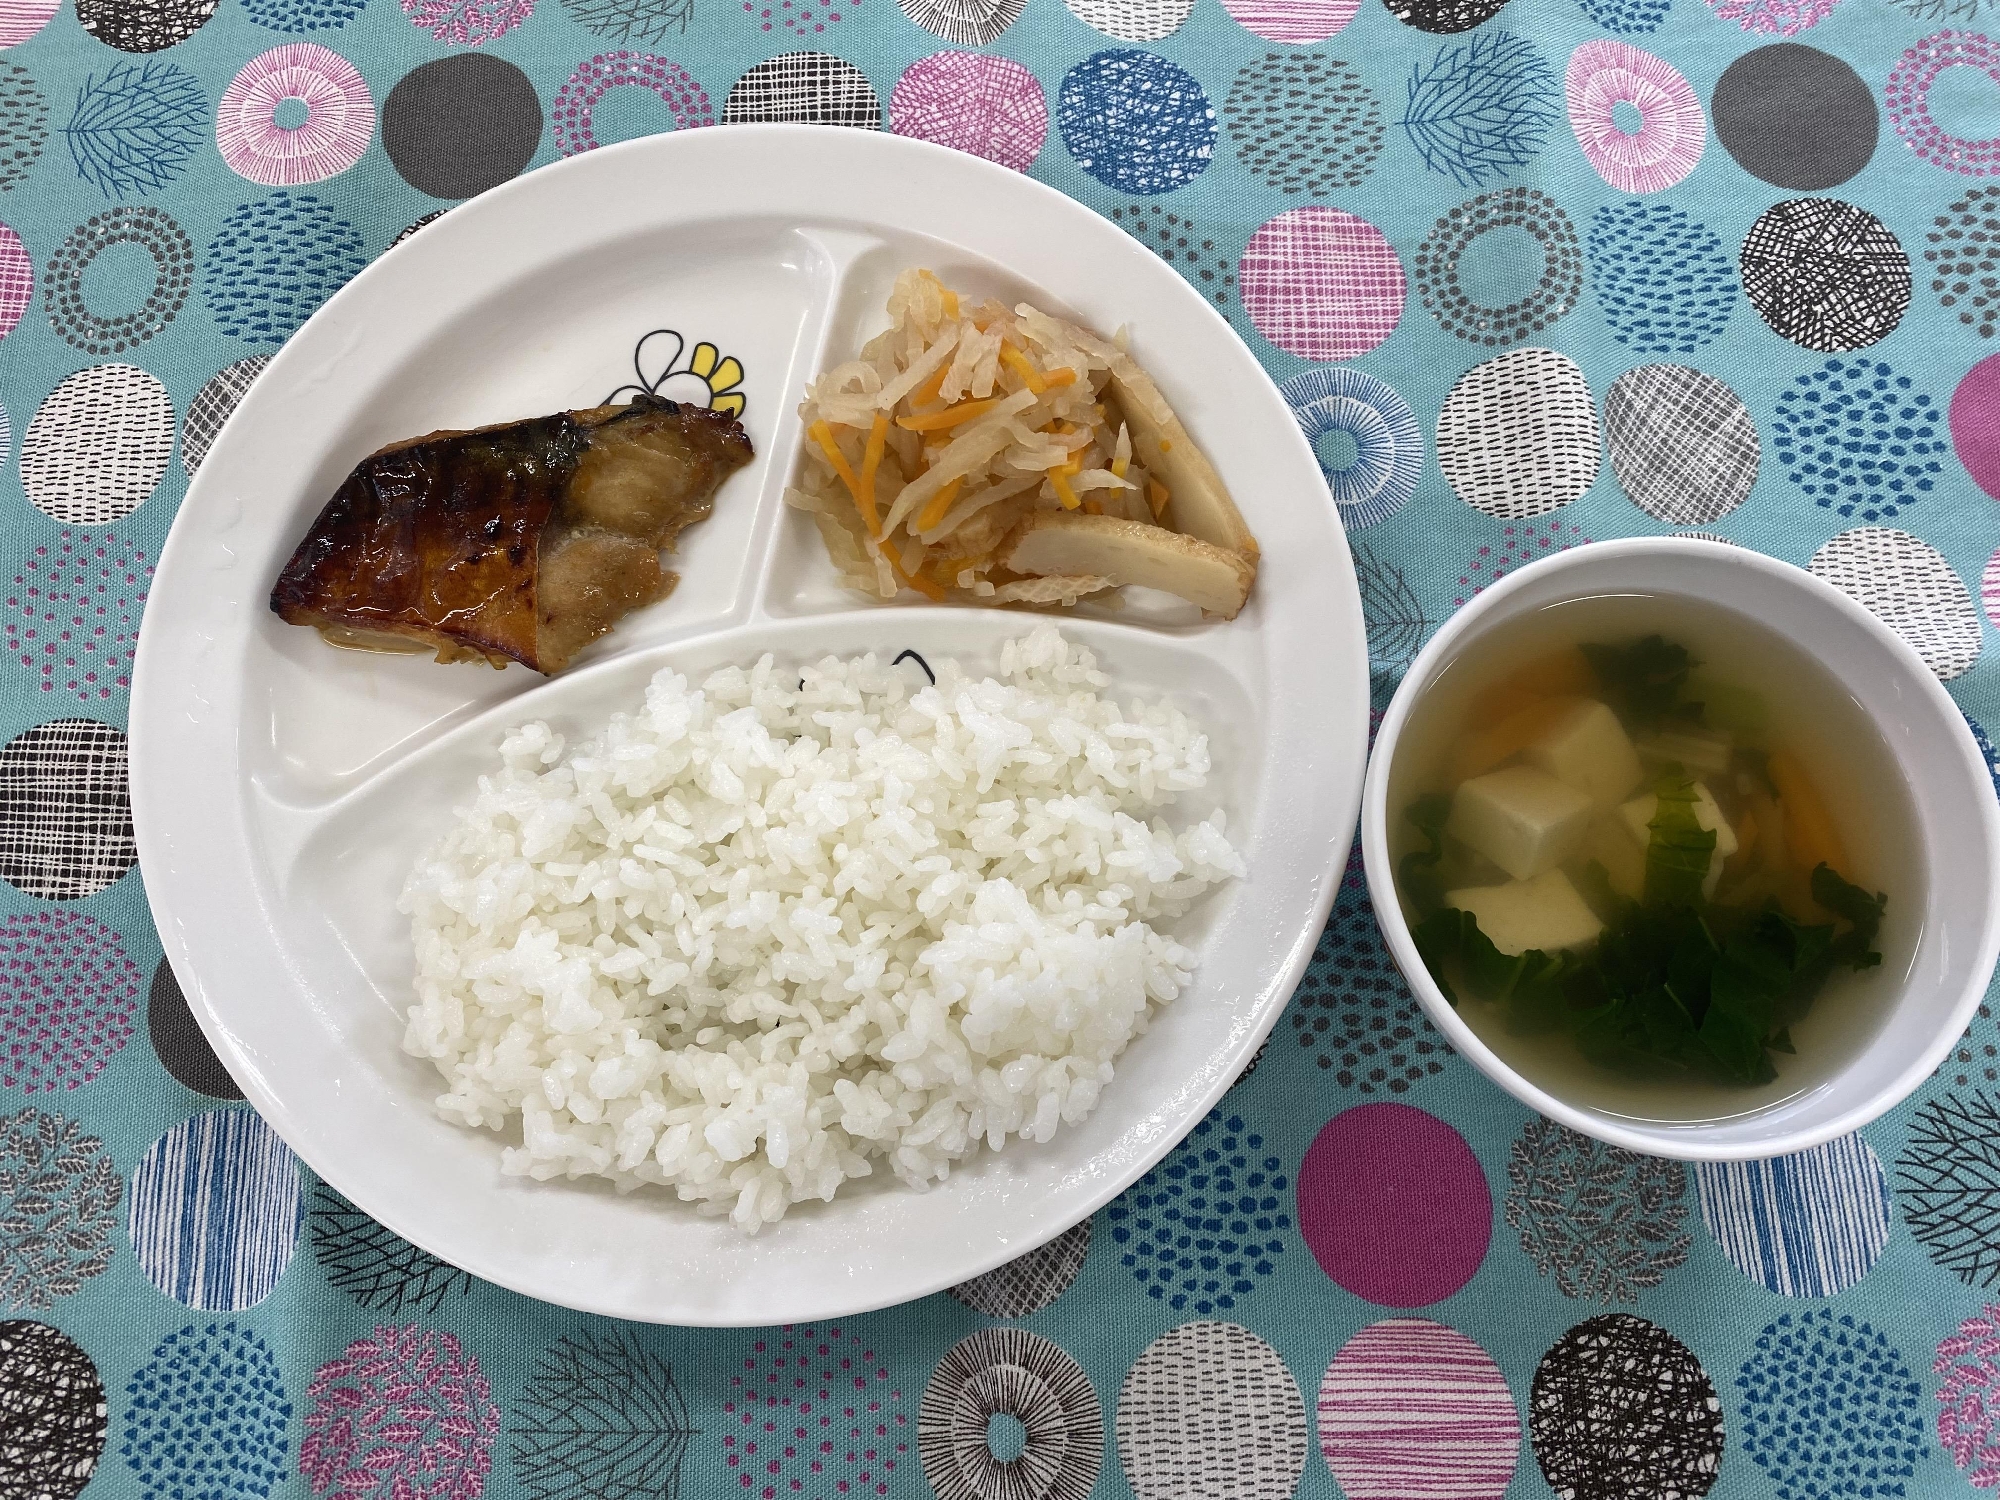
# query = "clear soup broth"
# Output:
<box><xmin>1388</xmin><ymin>591</ymin><xmax>1921</xmax><ymax>1125</ymax></box>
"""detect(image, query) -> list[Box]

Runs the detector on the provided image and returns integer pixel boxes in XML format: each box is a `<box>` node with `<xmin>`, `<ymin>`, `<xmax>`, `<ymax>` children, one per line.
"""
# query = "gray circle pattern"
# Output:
<box><xmin>180</xmin><ymin>355</ymin><xmax>271</xmax><ymax>478</ymax></box>
<box><xmin>382</xmin><ymin>55</ymin><xmax>542</xmax><ymax>200</ymax></box>
<box><xmin>1604</xmin><ymin>364</ymin><xmax>1760</xmax><ymax>526</ymax></box>
<box><xmin>45</xmin><ymin>207</ymin><xmax>193</xmax><ymax>356</ymax></box>
<box><xmin>1712</xmin><ymin>44</ymin><xmax>1877</xmax><ymax>191</ymax></box>
<box><xmin>1415</xmin><ymin>188</ymin><xmax>1582</xmax><ymax>345</ymax></box>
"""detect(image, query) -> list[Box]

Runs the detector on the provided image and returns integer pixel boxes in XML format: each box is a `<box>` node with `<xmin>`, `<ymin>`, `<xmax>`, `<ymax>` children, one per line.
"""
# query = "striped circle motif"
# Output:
<box><xmin>1695</xmin><ymin>1135</ymin><xmax>1891</xmax><ymax>1297</ymax></box>
<box><xmin>1414</xmin><ymin>188</ymin><xmax>1580</xmax><ymax>345</ymax></box>
<box><xmin>1887</xmin><ymin>31</ymin><xmax>2000</xmax><ymax>176</ymax></box>
<box><xmin>1984</xmin><ymin>548</ymin><xmax>2000</xmax><ymax>633</ymax></box>
<box><xmin>1740</xmin><ymin>199</ymin><xmax>1910</xmax><ymax>353</ymax></box>
<box><xmin>43</xmin><ymin>208</ymin><xmax>192</xmax><ymax>356</ymax></box>
<box><xmin>0</xmin><ymin>0</ymin><xmax>59</xmax><ymax>45</ymax></box>
<box><xmin>20</xmin><ymin>365</ymin><xmax>173</xmax><ymax>525</ymax></box>
<box><xmin>1117</xmin><ymin>1322</ymin><xmax>1307</xmax><ymax>1500</ymax></box>
<box><xmin>920</xmin><ymin>1328</ymin><xmax>1102</xmax><ymax>1500</ymax></box>
<box><xmin>1436</xmin><ymin>347</ymin><xmax>1599</xmax><ymax>518</ymax></box>
<box><xmin>0</xmin><ymin>222</ymin><xmax>29</xmax><ymax>342</ymax></box>
<box><xmin>216</xmin><ymin>45</ymin><xmax>373</xmax><ymax>187</ymax></box>
<box><xmin>127</xmin><ymin>1110</ymin><xmax>303</xmax><ymax>1311</ymax></box>
<box><xmin>0</xmin><ymin>720</ymin><xmax>135</xmax><ymax>902</ymax></box>
<box><xmin>1811</xmin><ymin>526</ymin><xmax>1982</xmax><ymax>679</ymax></box>
<box><xmin>1319</xmin><ymin>1320</ymin><xmax>1520</xmax><ymax>1500</ymax></box>
<box><xmin>1278</xmin><ymin>366</ymin><xmax>1422</xmax><ymax>529</ymax></box>
<box><xmin>1239</xmin><ymin>207</ymin><xmax>1403</xmax><ymax>359</ymax></box>
<box><xmin>1604</xmin><ymin>364</ymin><xmax>1759</xmax><ymax>526</ymax></box>
<box><xmin>1220</xmin><ymin>0</ymin><xmax>1356</xmax><ymax>41</ymax></box>
<box><xmin>1564</xmin><ymin>40</ymin><xmax>1703</xmax><ymax>193</ymax></box>
<box><xmin>553</xmin><ymin>52</ymin><xmax>711</xmax><ymax>156</ymax></box>
<box><xmin>723</xmin><ymin>52</ymin><xmax>881</xmax><ymax>127</ymax></box>
<box><xmin>948</xmin><ymin>1219</ymin><xmax>1091</xmax><ymax>1317</ymax></box>
<box><xmin>890</xmin><ymin>52</ymin><xmax>1045</xmax><ymax>170</ymax></box>
<box><xmin>894</xmin><ymin>0</ymin><xmax>1022</xmax><ymax>43</ymax></box>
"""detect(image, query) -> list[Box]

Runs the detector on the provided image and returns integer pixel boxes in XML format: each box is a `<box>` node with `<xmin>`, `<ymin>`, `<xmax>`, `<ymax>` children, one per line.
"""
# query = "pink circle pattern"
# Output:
<box><xmin>552</xmin><ymin>53</ymin><xmax>713</xmax><ymax>156</ymax></box>
<box><xmin>1938</xmin><ymin>1304</ymin><xmax>2000</xmax><ymax>1485</ymax></box>
<box><xmin>301</xmin><ymin>1326</ymin><xmax>500</xmax><ymax>1500</ymax></box>
<box><xmin>890</xmin><ymin>52</ymin><xmax>1046</xmax><ymax>171</ymax></box>
<box><xmin>400</xmin><ymin>0</ymin><xmax>532</xmax><ymax>46</ymax></box>
<box><xmin>1954</xmin><ymin>353</ymin><xmax>2000</xmax><ymax>501</ymax></box>
<box><xmin>1565</xmin><ymin>41</ymin><xmax>1704</xmax><ymax>194</ymax></box>
<box><xmin>0</xmin><ymin>0</ymin><xmax>56</xmax><ymax>45</ymax></box>
<box><xmin>1219</xmin><ymin>0</ymin><xmax>1357</xmax><ymax>42</ymax></box>
<box><xmin>1239</xmin><ymin>207</ymin><xmax>1404</xmax><ymax>361</ymax></box>
<box><xmin>1319</xmin><ymin>1319</ymin><xmax>1521</xmax><ymax>1500</ymax></box>
<box><xmin>0</xmin><ymin>912</ymin><xmax>140</xmax><ymax>1093</ymax></box>
<box><xmin>0</xmin><ymin>224</ymin><xmax>29</xmax><ymax>344</ymax></box>
<box><xmin>1297</xmin><ymin>1104</ymin><xmax>1493</xmax><ymax>1307</ymax></box>
<box><xmin>4</xmin><ymin>529</ymin><xmax>152</xmax><ymax>703</ymax></box>
<box><xmin>1453</xmin><ymin>519</ymin><xmax>1591</xmax><ymax>607</ymax></box>
<box><xmin>1888</xmin><ymin>31</ymin><xmax>2000</xmax><ymax>175</ymax></box>
<box><xmin>217</xmin><ymin>45</ymin><xmax>374</xmax><ymax>188</ymax></box>
<box><xmin>723</xmin><ymin>1323</ymin><xmax>910</xmax><ymax>1498</ymax></box>
<box><xmin>743</xmin><ymin>0</ymin><xmax>862</xmax><ymax>35</ymax></box>
<box><xmin>1705</xmin><ymin>0</ymin><xmax>1831</xmax><ymax>36</ymax></box>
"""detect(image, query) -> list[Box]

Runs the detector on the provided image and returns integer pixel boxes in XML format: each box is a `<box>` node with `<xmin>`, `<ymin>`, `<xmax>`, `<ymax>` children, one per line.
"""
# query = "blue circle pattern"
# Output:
<box><xmin>1587</xmin><ymin>202</ymin><xmax>1734</xmax><ymax>354</ymax></box>
<box><xmin>1736</xmin><ymin>1310</ymin><xmax>1925</xmax><ymax>1500</ymax></box>
<box><xmin>241</xmin><ymin>0</ymin><xmax>367</xmax><ymax>29</ymax></box>
<box><xmin>1578</xmin><ymin>0</ymin><xmax>1670</xmax><ymax>30</ymax></box>
<box><xmin>1104</xmin><ymin>1107</ymin><xmax>1288</xmax><ymax>1314</ymax></box>
<box><xmin>1771</xmin><ymin>358</ymin><xmax>1946</xmax><ymax>521</ymax></box>
<box><xmin>1278</xmin><ymin>366</ymin><xmax>1423</xmax><ymax>529</ymax></box>
<box><xmin>1059</xmin><ymin>50</ymin><xmax>1215</xmax><ymax>196</ymax></box>
<box><xmin>203</xmin><ymin>191</ymin><xmax>367</xmax><ymax>345</ymax></box>
<box><xmin>128</xmin><ymin>1109</ymin><xmax>303</xmax><ymax>1312</ymax></box>
<box><xmin>122</xmin><ymin>1321</ymin><xmax>291</xmax><ymax>1500</ymax></box>
<box><xmin>63</xmin><ymin>61</ymin><xmax>206</xmax><ymax>199</ymax></box>
<box><xmin>1968</xmin><ymin>712</ymin><xmax>2000</xmax><ymax>800</ymax></box>
<box><xmin>1694</xmin><ymin>1135</ymin><xmax>1890</xmax><ymax>1297</ymax></box>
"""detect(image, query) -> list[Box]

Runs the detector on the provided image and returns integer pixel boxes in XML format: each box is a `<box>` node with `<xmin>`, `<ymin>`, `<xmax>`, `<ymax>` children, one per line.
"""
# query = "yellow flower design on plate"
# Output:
<box><xmin>688</xmin><ymin>341</ymin><xmax>746</xmax><ymax>418</ymax></box>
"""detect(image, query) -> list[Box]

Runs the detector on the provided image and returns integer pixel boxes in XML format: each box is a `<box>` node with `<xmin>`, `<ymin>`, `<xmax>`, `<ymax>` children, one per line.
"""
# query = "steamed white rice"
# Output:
<box><xmin>400</xmin><ymin>625</ymin><xmax>1241</xmax><ymax>1231</ymax></box>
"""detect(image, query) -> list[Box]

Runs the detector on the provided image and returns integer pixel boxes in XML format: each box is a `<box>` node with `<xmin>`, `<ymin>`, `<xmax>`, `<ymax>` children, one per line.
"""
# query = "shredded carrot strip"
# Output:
<box><xmin>1111</xmin><ymin>454</ymin><xmax>1129</xmax><ymax>479</ymax></box>
<box><xmin>855</xmin><ymin>412</ymin><xmax>888</xmax><ymax>537</ymax></box>
<box><xmin>1148</xmin><ymin>479</ymin><xmax>1170</xmax><ymax>519</ymax></box>
<box><xmin>910</xmin><ymin>360</ymin><xmax>950</xmax><ymax>410</ymax></box>
<box><xmin>916</xmin><ymin>475</ymin><xmax>963</xmax><ymax>532</ymax></box>
<box><xmin>883</xmin><ymin>545</ymin><xmax>945</xmax><ymax>601</ymax></box>
<box><xmin>1046</xmin><ymin>368</ymin><xmax>1077</xmax><ymax>389</ymax></box>
<box><xmin>898</xmin><ymin>397</ymin><xmax>997</xmax><ymax>433</ymax></box>
<box><xmin>1000</xmin><ymin>345</ymin><xmax>1047</xmax><ymax>395</ymax></box>
<box><xmin>1082</xmin><ymin>499</ymin><xmax>1103</xmax><ymax>515</ymax></box>
<box><xmin>940</xmin><ymin>289</ymin><xmax>959</xmax><ymax>320</ymax></box>
<box><xmin>810</xmin><ymin>421</ymin><xmax>877</xmax><ymax>533</ymax></box>
<box><xmin>1051</xmin><ymin>468</ymin><xmax>1081</xmax><ymax>510</ymax></box>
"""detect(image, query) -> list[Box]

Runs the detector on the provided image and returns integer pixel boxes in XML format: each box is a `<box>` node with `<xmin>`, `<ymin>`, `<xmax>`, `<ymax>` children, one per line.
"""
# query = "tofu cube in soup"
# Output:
<box><xmin>1525</xmin><ymin>699</ymin><xmax>1645</xmax><ymax>811</ymax></box>
<box><xmin>1446</xmin><ymin>869</ymin><xmax>1605</xmax><ymax>957</ymax></box>
<box><xmin>1612</xmin><ymin>780</ymin><xmax>1739</xmax><ymax>898</ymax></box>
<box><xmin>1446</xmin><ymin>765</ymin><xmax>1594</xmax><ymax>881</ymax></box>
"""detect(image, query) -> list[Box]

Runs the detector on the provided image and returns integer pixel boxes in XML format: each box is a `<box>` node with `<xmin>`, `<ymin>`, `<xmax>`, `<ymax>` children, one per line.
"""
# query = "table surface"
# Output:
<box><xmin>0</xmin><ymin>0</ymin><xmax>1995</xmax><ymax>1492</ymax></box>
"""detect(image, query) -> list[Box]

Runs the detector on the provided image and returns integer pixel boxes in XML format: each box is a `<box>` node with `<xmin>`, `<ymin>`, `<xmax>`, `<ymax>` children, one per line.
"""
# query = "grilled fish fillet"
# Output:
<box><xmin>269</xmin><ymin>395</ymin><xmax>753</xmax><ymax>674</ymax></box>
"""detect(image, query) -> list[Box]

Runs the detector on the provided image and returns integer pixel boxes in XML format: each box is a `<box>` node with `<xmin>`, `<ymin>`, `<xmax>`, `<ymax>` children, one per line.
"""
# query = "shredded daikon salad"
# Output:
<box><xmin>787</xmin><ymin>269</ymin><xmax>1175</xmax><ymax>606</ymax></box>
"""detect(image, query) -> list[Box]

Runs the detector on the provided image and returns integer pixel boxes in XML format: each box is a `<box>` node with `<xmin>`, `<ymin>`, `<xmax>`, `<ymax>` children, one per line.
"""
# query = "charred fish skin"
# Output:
<box><xmin>269</xmin><ymin>396</ymin><xmax>754</xmax><ymax>674</ymax></box>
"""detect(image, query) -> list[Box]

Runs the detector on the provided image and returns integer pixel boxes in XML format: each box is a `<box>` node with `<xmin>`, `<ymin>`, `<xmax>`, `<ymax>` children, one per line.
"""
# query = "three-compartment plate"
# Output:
<box><xmin>129</xmin><ymin>125</ymin><xmax>1369</xmax><ymax>1324</ymax></box>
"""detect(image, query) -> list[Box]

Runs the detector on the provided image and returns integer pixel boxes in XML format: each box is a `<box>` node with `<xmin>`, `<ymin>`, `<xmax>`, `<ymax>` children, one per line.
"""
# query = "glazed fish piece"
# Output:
<box><xmin>269</xmin><ymin>395</ymin><xmax>753</xmax><ymax>674</ymax></box>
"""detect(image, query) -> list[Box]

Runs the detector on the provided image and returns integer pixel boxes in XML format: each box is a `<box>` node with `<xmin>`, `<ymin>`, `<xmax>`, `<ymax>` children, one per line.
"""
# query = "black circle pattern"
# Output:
<box><xmin>1926</xmin><ymin>184</ymin><xmax>2000</xmax><ymax>339</ymax></box>
<box><xmin>382</xmin><ymin>56</ymin><xmax>543</xmax><ymax>200</ymax></box>
<box><xmin>0</xmin><ymin>720</ymin><xmax>135</xmax><ymax>903</ymax></box>
<box><xmin>1222</xmin><ymin>54</ymin><xmax>1382</xmax><ymax>196</ymax></box>
<box><xmin>74</xmin><ymin>0</ymin><xmax>218</xmax><ymax>52</ymax></box>
<box><xmin>0</xmin><ymin>1321</ymin><xmax>107</xmax><ymax>1500</ymax></box>
<box><xmin>44</xmin><ymin>208</ymin><xmax>193</xmax><ymax>357</ymax></box>
<box><xmin>948</xmin><ymin>1219</ymin><xmax>1091</xmax><ymax>1317</ymax></box>
<box><xmin>1416</xmin><ymin>187</ymin><xmax>1582</xmax><ymax>345</ymax></box>
<box><xmin>148</xmin><ymin>959</ymin><xmax>244</xmax><ymax>1100</ymax></box>
<box><xmin>919</xmin><ymin>1328</ymin><xmax>1102</xmax><ymax>1500</ymax></box>
<box><xmin>1108</xmin><ymin>203</ymin><xmax>1234</xmax><ymax>305</ymax></box>
<box><xmin>0</xmin><ymin>62</ymin><xmax>47</xmax><ymax>194</ymax></box>
<box><xmin>723</xmin><ymin>52</ymin><xmax>881</xmax><ymax>128</ymax></box>
<box><xmin>1712</xmin><ymin>44</ymin><xmax>1877</xmax><ymax>192</ymax></box>
<box><xmin>1740</xmin><ymin>198</ymin><xmax>1910</xmax><ymax>354</ymax></box>
<box><xmin>1530</xmin><ymin>1314</ymin><xmax>1723</xmax><ymax>1500</ymax></box>
<box><xmin>1382</xmin><ymin>0</ymin><xmax>1510</xmax><ymax>33</ymax></box>
<box><xmin>180</xmin><ymin>355</ymin><xmax>271</xmax><ymax>479</ymax></box>
<box><xmin>1288</xmin><ymin>873</ymin><xmax>1447</xmax><ymax>1092</ymax></box>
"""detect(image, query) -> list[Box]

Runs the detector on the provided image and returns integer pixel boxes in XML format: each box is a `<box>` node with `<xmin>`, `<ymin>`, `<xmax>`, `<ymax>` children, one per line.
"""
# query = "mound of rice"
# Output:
<box><xmin>401</xmin><ymin>624</ymin><xmax>1241</xmax><ymax>1231</ymax></box>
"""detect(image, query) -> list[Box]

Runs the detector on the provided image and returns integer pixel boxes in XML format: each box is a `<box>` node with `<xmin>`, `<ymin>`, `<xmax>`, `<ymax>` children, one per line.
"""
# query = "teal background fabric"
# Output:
<box><xmin>0</xmin><ymin>0</ymin><xmax>1998</xmax><ymax>1491</ymax></box>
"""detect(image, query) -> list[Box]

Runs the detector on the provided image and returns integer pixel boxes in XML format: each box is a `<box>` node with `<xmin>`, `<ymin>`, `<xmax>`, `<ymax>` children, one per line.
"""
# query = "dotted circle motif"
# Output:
<box><xmin>1773</xmin><ymin>358</ymin><xmax>1945</xmax><ymax>520</ymax></box>
<box><xmin>894</xmin><ymin>0</ymin><xmax>1020</xmax><ymax>43</ymax></box>
<box><xmin>1712</xmin><ymin>44</ymin><xmax>1877</xmax><ymax>190</ymax></box>
<box><xmin>20</xmin><ymin>367</ymin><xmax>172</xmax><ymax>525</ymax></box>
<box><xmin>75</xmin><ymin>0</ymin><xmax>217</xmax><ymax>52</ymax></box>
<box><xmin>1507</xmin><ymin>1118</ymin><xmax>1691</xmax><ymax>1304</ymax></box>
<box><xmin>723</xmin><ymin>51</ymin><xmax>881</xmax><ymax>127</ymax></box>
<box><xmin>1947</xmin><ymin>999</ymin><xmax>2000</xmax><ymax>1088</ymax></box>
<box><xmin>1108</xmin><ymin>203</ymin><xmax>1236</xmax><ymax>304</ymax></box>
<box><xmin>241</xmin><ymin>0</ymin><xmax>365</xmax><ymax>32</ymax></box>
<box><xmin>1059</xmin><ymin>49</ymin><xmax>1215</xmax><ymax>194</ymax></box>
<box><xmin>1604</xmin><ymin>364</ymin><xmax>1760</xmax><ymax>526</ymax></box>
<box><xmin>0</xmin><ymin>1112</ymin><xmax>122</xmax><ymax>1313</ymax></box>
<box><xmin>0</xmin><ymin>914</ymin><xmax>139</xmax><ymax>1093</ymax></box>
<box><xmin>0</xmin><ymin>720</ymin><xmax>134</xmax><ymax>902</ymax></box>
<box><xmin>1696</xmin><ymin>1135</ymin><xmax>1891</xmax><ymax>1297</ymax></box>
<box><xmin>203</xmin><ymin>191</ymin><xmax>366</xmax><ymax>344</ymax></box>
<box><xmin>1737</xmin><ymin>1311</ymin><xmax>1925</xmax><ymax>1498</ymax></box>
<box><xmin>1531</xmin><ymin>1316</ymin><xmax>1723</xmax><ymax>1500</ymax></box>
<box><xmin>300</xmin><ymin>1326</ymin><xmax>500</xmax><ymax>1500</ymax></box>
<box><xmin>919</xmin><ymin>1328</ymin><xmax>1101</xmax><ymax>1500</ymax></box>
<box><xmin>1437</xmin><ymin>347</ymin><xmax>1599</xmax><ymax>517</ymax></box>
<box><xmin>1319</xmin><ymin>1320</ymin><xmax>1521</xmax><ymax>1499</ymax></box>
<box><xmin>0</xmin><ymin>62</ymin><xmax>47</xmax><ymax>194</ymax></box>
<box><xmin>181</xmin><ymin>356</ymin><xmax>271</xmax><ymax>478</ymax></box>
<box><xmin>0</xmin><ymin>1321</ymin><xmax>106</xmax><ymax>1500</ymax></box>
<box><xmin>890</xmin><ymin>52</ymin><xmax>1045</xmax><ymax>171</ymax></box>
<box><xmin>1888</xmin><ymin>30</ymin><xmax>2000</xmax><ymax>175</ymax></box>
<box><xmin>1452</xmin><ymin>518</ymin><xmax>1591</xmax><ymax>607</ymax></box>
<box><xmin>382</xmin><ymin>56</ymin><xmax>544</xmax><ymax>199</ymax></box>
<box><xmin>722</xmin><ymin>1324</ymin><xmax>910</xmax><ymax>1498</ymax></box>
<box><xmin>1811</xmin><ymin>526</ymin><xmax>1982</xmax><ymax>679</ymax></box>
<box><xmin>1223</xmin><ymin>53</ymin><xmax>1383</xmax><ymax>196</ymax></box>
<box><xmin>1740</xmin><ymin>198</ymin><xmax>1911</xmax><ymax>352</ymax></box>
<box><xmin>553</xmin><ymin>52</ymin><xmax>711</xmax><ymax>156</ymax></box>
<box><xmin>1239</xmin><ymin>206</ymin><xmax>1404</xmax><ymax>359</ymax></box>
<box><xmin>216</xmin><ymin>44</ymin><xmax>374</xmax><ymax>187</ymax></box>
<box><xmin>122</xmin><ymin>1323</ymin><xmax>291</xmax><ymax>1500</ymax></box>
<box><xmin>1117</xmin><ymin>1322</ymin><xmax>1307</xmax><ymax>1500</ymax></box>
<box><xmin>1286</xmin><ymin>851</ymin><xmax>1444</xmax><ymax>1081</ymax></box>
<box><xmin>1929</xmin><ymin>185</ymin><xmax>2000</xmax><ymax>337</ymax></box>
<box><xmin>1063</xmin><ymin>0</ymin><xmax>1190</xmax><ymax>37</ymax></box>
<box><xmin>44</xmin><ymin>208</ymin><xmax>193</xmax><ymax>356</ymax></box>
<box><xmin>948</xmin><ymin>1219</ymin><xmax>1091</xmax><ymax>1317</ymax></box>
<box><xmin>1106</xmin><ymin>1109</ymin><xmax>1288</xmax><ymax>1314</ymax></box>
<box><xmin>1415</xmin><ymin>187</ymin><xmax>1582</xmax><ymax>345</ymax></box>
<box><xmin>1382</xmin><ymin>0</ymin><xmax>1511</xmax><ymax>35</ymax></box>
<box><xmin>1588</xmin><ymin>202</ymin><xmax>1735</xmax><ymax>354</ymax></box>
<box><xmin>128</xmin><ymin>1110</ymin><xmax>303</xmax><ymax>1312</ymax></box>
<box><xmin>149</xmin><ymin>959</ymin><xmax>246</xmax><ymax>1100</ymax></box>
<box><xmin>1565</xmin><ymin>40</ymin><xmax>1704</xmax><ymax>193</ymax></box>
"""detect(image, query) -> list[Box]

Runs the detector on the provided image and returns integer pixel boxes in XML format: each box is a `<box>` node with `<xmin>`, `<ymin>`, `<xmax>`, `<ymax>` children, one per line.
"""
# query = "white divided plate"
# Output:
<box><xmin>129</xmin><ymin>125</ymin><xmax>1368</xmax><ymax>1324</ymax></box>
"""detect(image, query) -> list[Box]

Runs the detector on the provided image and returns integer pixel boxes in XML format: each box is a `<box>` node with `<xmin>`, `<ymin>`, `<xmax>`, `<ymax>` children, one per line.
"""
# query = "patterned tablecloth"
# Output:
<box><xmin>0</xmin><ymin>0</ymin><xmax>1995</xmax><ymax>1486</ymax></box>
